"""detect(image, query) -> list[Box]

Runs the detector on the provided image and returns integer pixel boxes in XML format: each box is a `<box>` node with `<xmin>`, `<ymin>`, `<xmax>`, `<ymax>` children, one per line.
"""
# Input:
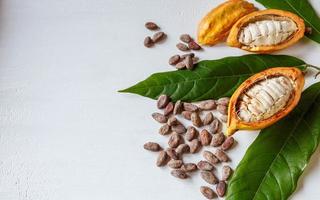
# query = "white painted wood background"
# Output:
<box><xmin>0</xmin><ymin>0</ymin><xmax>319</xmax><ymax>199</ymax></box>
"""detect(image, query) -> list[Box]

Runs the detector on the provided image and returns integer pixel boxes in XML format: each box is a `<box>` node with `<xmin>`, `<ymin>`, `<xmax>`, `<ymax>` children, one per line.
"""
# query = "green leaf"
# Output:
<box><xmin>226</xmin><ymin>82</ymin><xmax>320</xmax><ymax>200</ymax></box>
<box><xmin>256</xmin><ymin>0</ymin><xmax>320</xmax><ymax>43</ymax></box>
<box><xmin>119</xmin><ymin>54</ymin><xmax>305</xmax><ymax>102</ymax></box>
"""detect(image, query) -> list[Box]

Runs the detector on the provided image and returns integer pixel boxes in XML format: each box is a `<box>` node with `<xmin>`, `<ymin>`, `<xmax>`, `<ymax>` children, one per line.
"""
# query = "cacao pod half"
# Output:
<box><xmin>227</xmin><ymin>67</ymin><xmax>305</xmax><ymax>136</ymax></box>
<box><xmin>227</xmin><ymin>9</ymin><xmax>305</xmax><ymax>53</ymax></box>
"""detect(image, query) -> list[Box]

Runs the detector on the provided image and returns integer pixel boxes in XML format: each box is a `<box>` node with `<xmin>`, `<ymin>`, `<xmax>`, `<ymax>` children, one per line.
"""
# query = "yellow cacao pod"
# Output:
<box><xmin>227</xmin><ymin>9</ymin><xmax>305</xmax><ymax>53</ymax></box>
<box><xmin>197</xmin><ymin>0</ymin><xmax>257</xmax><ymax>46</ymax></box>
<box><xmin>227</xmin><ymin>67</ymin><xmax>305</xmax><ymax>136</ymax></box>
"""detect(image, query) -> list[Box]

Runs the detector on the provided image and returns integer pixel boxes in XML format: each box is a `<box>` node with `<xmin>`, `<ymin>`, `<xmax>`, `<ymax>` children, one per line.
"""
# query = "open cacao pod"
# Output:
<box><xmin>227</xmin><ymin>9</ymin><xmax>305</xmax><ymax>53</ymax></box>
<box><xmin>227</xmin><ymin>67</ymin><xmax>305</xmax><ymax>136</ymax></box>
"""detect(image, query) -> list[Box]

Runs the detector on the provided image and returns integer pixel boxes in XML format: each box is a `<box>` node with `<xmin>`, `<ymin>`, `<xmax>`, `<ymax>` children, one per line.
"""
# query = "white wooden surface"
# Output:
<box><xmin>0</xmin><ymin>0</ymin><xmax>319</xmax><ymax>199</ymax></box>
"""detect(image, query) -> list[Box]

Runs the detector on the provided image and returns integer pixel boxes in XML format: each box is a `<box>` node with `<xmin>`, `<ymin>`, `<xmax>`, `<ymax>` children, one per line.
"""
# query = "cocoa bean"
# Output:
<box><xmin>217</xmin><ymin>97</ymin><xmax>230</xmax><ymax>106</ymax></box>
<box><xmin>200</xmin><ymin>129</ymin><xmax>212</xmax><ymax>146</ymax></box>
<box><xmin>168</xmin><ymin>133</ymin><xmax>182</xmax><ymax>148</ymax></box>
<box><xmin>217</xmin><ymin>105</ymin><xmax>227</xmax><ymax>115</ymax></box>
<box><xmin>185</xmin><ymin>126</ymin><xmax>198</xmax><ymax>141</ymax></box>
<box><xmin>173</xmin><ymin>100</ymin><xmax>183</xmax><ymax>115</ymax></box>
<box><xmin>152</xmin><ymin>112</ymin><xmax>167</xmax><ymax>123</ymax></box>
<box><xmin>152</xmin><ymin>31</ymin><xmax>166</xmax><ymax>43</ymax></box>
<box><xmin>183</xmin><ymin>103</ymin><xmax>198</xmax><ymax>112</ymax></box>
<box><xmin>167</xmin><ymin>116</ymin><xmax>179</xmax><ymax>126</ymax></box>
<box><xmin>168</xmin><ymin>160</ymin><xmax>183</xmax><ymax>169</ymax></box>
<box><xmin>209</xmin><ymin>119</ymin><xmax>221</xmax><ymax>134</ymax></box>
<box><xmin>188</xmin><ymin>41</ymin><xmax>202</xmax><ymax>50</ymax></box>
<box><xmin>200</xmin><ymin>186</ymin><xmax>216</xmax><ymax>199</ymax></box>
<box><xmin>156</xmin><ymin>151</ymin><xmax>168</xmax><ymax>167</ymax></box>
<box><xmin>180</xmin><ymin>34</ymin><xmax>192</xmax><ymax>43</ymax></box>
<box><xmin>221</xmin><ymin>137</ymin><xmax>234</xmax><ymax>151</ymax></box>
<box><xmin>181</xmin><ymin>163</ymin><xmax>198</xmax><ymax>172</ymax></box>
<box><xmin>203</xmin><ymin>112</ymin><xmax>214</xmax><ymax>125</ymax></box>
<box><xmin>176</xmin><ymin>43</ymin><xmax>189</xmax><ymax>51</ymax></box>
<box><xmin>145</xmin><ymin>22</ymin><xmax>159</xmax><ymax>30</ymax></box>
<box><xmin>175</xmin><ymin>61</ymin><xmax>186</xmax><ymax>70</ymax></box>
<box><xmin>181</xmin><ymin>111</ymin><xmax>192</xmax><ymax>120</ymax></box>
<box><xmin>197</xmin><ymin>160</ymin><xmax>214</xmax><ymax>171</ymax></box>
<box><xmin>185</xmin><ymin>55</ymin><xmax>194</xmax><ymax>70</ymax></box>
<box><xmin>189</xmin><ymin>139</ymin><xmax>201</xmax><ymax>153</ymax></box>
<box><xmin>216</xmin><ymin>181</ymin><xmax>227</xmax><ymax>197</ymax></box>
<box><xmin>171</xmin><ymin>124</ymin><xmax>186</xmax><ymax>134</ymax></box>
<box><xmin>203</xmin><ymin>150</ymin><xmax>219</xmax><ymax>164</ymax></box>
<box><xmin>171</xmin><ymin>169</ymin><xmax>189</xmax><ymax>179</ymax></box>
<box><xmin>214</xmin><ymin>149</ymin><xmax>229</xmax><ymax>162</ymax></box>
<box><xmin>220</xmin><ymin>115</ymin><xmax>228</xmax><ymax>123</ymax></box>
<box><xmin>181</xmin><ymin>53</ymin><xmax>194</xmax><ymax>59</ymax></box>
<box><xmin>169</xmin><ymin>55</ymin><xmax>181</xmax><ymax>66</ymax></box>
<box><xmin>159</xmin><ymin>124</ymin><xmax>171</xmax><ymax>135</ymax></box>
<box><xmin>222</xmin><ymin>165</ymin><xmax>233</xmax><ymax>181</ymax></box>
<box><xmin>164</xmin><ymin>102</ymin><xmax>174</xmax><ymax>116</ymax></box>
<box><xmin>143</xmin><ymin>142</ymin><xmax>162</xmax><ymax>152</ymax></box>
<box><xmin>210</xmin><ymin>132</ymin><xmax>225</xmax><ymax>147</ymax></box>
<box><xmin>176</xmin><ymin>144</ymin><xmax>190</xmax><ymax>155</ymax></box>
<box><xmin>191</xmin><ymin>112</ymin><xmax>202</xmax><ymax>127</ymax></box>
<box><xmin>198</xmin><ymin>100</ymin><xmax>216</xmax><ymax>110</ymax></box>
<box><xmin>157</xmin><ymin>94</ymin><xmax>170</xmax><ymax>109</ymax></box>
<box><xmin>144</xmin><ymin>36</ymin><xmax>154</xmax><ymax>48</ymax></box>
<box><xmin>192</xmin><ymin>56</ymin><xmax>199</xmax><ymax>64</ymax></box>
<box><xmin>201</xmin><ymin>171</ymin><xmax>219</xmax><ymax>185</ymax></box>
<box><xmin>166</xmin><ymin>148</ymin><xmax>179</xmax><ymax>160</ymax></box>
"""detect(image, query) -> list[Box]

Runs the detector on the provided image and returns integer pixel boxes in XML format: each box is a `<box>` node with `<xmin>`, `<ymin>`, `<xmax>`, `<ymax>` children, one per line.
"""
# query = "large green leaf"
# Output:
<box><xmin>256</xmin><ymin>0</ymin><xmax>320</xmax><ymax>43</ymax></box>
<box><xmin>119</xmin><ymin>55</ymin><xmax>305</xmax><ymax>102</ymax></box>
<box><xmin>226</xmin><ymin>82</ymin><xmax>320</xmax><ymax>200</ymax></box>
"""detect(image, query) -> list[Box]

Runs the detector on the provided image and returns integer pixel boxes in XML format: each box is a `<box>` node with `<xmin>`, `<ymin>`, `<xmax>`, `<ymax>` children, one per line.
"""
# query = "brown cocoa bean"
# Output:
<box><xmin>214</xmin><ymin>149</ymin><xmax>229</xmax><ymax>162</ymax></box>
<box><xmin>217</xmin><ymin>105</ymin><xmax>227</xmax><ymax>115</ymax></box>
<box><xmin>152</xmin><ymin>31</ymin><xmax>166</xmax><ymax>43</ymax></box>
<box><xmin>145</xmin><ymin>22</ymin><xmax>159</xmax><ymax>30</ymax></box>
<box><xmin>181</xmin><ymin>111</ymin><xmax>192</xmax><ymax>120</ymax></box>
<box><xmin>216</xmin><ymin>181</ymin><xmax>227</xmax><ymax>197</ymax></box>
<box><xmin>171</xmin><ymin>124</ymin><xmax>186</xmax><ymax>134</ymax></box>
<box><xmin>167</xmin><ymin>116</ymin><xmax>179</xmax><ymax>126</ymax></box>
<box><xmin>168</xmin><ymin>133</ymin><xmax>182</xmax><ymax>148</ymax></box>
<box><xmin>176</xmin><ymin>144</ymin><xmax>190</xmax><ymax>155</ymax></box>
<box><xmin>189</xmin><ymin>139</ymin><xmax>201</xmax><ymax>153</ymax></box>
<box><xmin>152</xmin><ymin>112</ymin><xmax>167</xmax><ymax>123</ymax></box>
<box><xmin>185</xmin><ymin>55</ymin><xmax>194</xmax><ymax>70</ymax></box>
<box><xmin>168</xmin><ymin>160</ymin><xmax>183</xmax><ymax>169</ymax></box>
<box><xmin>181</xmin><ymin>53</ymin><xmax>194</xmax><ymax>59</ymax></box>
<box><xmin>176</xmin><ymin>43</ymin><xmax>189</xmax><ymax>51</ymax></box>
<box><xmin>200</xmin><ymin>186</ymin><xmax>216</xmax><ymax>199</ymax></box>
<box><xmin>169</xmin><ymin>55</ymin><xmax>181</xmax><ymax>66</ymax></box>
<box><xmin>222</xmin><ymin>165</ymin><xmax>233</xmax><ymax>181</ymax></box>
<box><xmin>185</xmin><ymin>126</ymin><xmax>198</xmax><ymax>141</ymax></box>
<box><xmin>159</xmin><ymin>124</ymin><xmax>171</xmax><ymax>135</ymax></box>
<box><xmin>175</xmin><ymin>61</ymin><xmax>186</xmax><ymax>70</ymax></box>
<box><xmin>183</xmin><ymin>103</ymin><xmax>198</xmax><ymax>112</ymax></box>
<box><xmin>197</xmin><ymin>160</ymin><xmax>214</xmax><ymax>171</ymax></box>
<box><xmin>166</xmin><ymin>148</ymin><xmax>179</xmax><ymax>160</ymax></box>
<box><xmin>201</xmin><ymin>171</ymin><xmax>219</xmax><ymax>185</ymax></box>
<box><xmin>203</xmin><ymin>112</ymin><xmax>214</xmax><ymax>126</ymax></box>
<box><xmin>198</xmin><ymin>100</ymin><xmax>216</xmax><ymax>110</ymax></box>
<box><xmin>220</xmin><ymin>115</ymin><xmax>228</xmax><ymax>123</ymax></box>
<box><xmin>157</xmin><ymin>94</ymin><xmax>170</xmax><ymax>109</ymax></box>
<box><xmin>156</xmin><ymin>151</ymin><xmax>168</xmax><ymax>167</ymax></box>
<box><xmin>144</xmin><ymin>36</ymin><xmax>154</xmax><ymax>48</ymax></box>
<box><xmin>221</xmin><ymin>137</ymin><xmax>234</xmax><ymax>151</ymax></box>
<box><xmin>188</xmin><ymin>41</ymin><xmax>202</xmax><ymax>50</ymax></box>
<box><xmin>173</xmin><ymin>100</ymin><xmax>183</xmax><ymax>115</ymax></box>
<box><xmin>203</xmin><ymin>150</ymin><xmax>219</xmax><ymax>164</ymax></box>
<box><xmin>209</xmin><ymin>119</ymin><xmax>221</xmax><ymax>134</ymax></box>
<box><xmin>210</xmin><ymin>132</ymin><xmax>225</xmax><ymax>147</ymax></box>
<box><xmin>217</xmin><ymin>97</ymin><xmax>230</xmax><ymax>106</ymax></box>
<box><xmin>180</xmin><ymin>34</ymin><xmax>192</xmax><ymax>43</ymax></box>
<box><xmin>164</xmin><ymin>102</ymin><xmax>174</xmax><ymax>116</ymax></box>
<box><xmin>181</xmin><ymin>163</ymin><xmax>198</xmax><ymax>172</ymax></box>
<box><xmin>200</xmin><ymin>129</ymin><xmax>212</xmax><ymax>146</ymax></box>
<box><xmin>171</xmin><ymin>169</ymin><xmax>188</xmax><ymax>179</ymax></box>
<box><xmin>191</xmin><ymin>112</ymin><xmax>202</xmax><ymax>127</ymax></box>
<box><xmin>143</xmin><ymin>142</ymin><xmax>162</xmax><ymax>152</ymax></box>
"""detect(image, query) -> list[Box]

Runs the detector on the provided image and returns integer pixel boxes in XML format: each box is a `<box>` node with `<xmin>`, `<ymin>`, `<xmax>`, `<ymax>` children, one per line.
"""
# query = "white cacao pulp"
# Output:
<box><xmin>238</xmin><ymin>16</ymin><xmax>298</xmax><ymax>47</ymax></box>
<box><xmin>237</xmin><ymin>76</ymin><xmax>295</xmax><ymax>122</ymax></box>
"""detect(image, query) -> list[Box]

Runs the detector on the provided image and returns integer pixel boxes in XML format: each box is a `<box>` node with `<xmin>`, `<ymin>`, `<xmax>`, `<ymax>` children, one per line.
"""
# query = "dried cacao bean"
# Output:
<box><xmin>200</xmin><ymin>129</ymin><xmax>212</xmax><ymax>146</ymax></box>
<box><xmin>175</xmin><ymin>144</ymin><xmax>190</xmax><ymax>155</ymax></box>
<box><xmin>152</xmin><ymin>112</ymin><xmax>167</xmax><ymax>123</ymax></box>
<box><xmin>185</xmin><ymin>126</ymin><xmax>198</xmax><ymax>141</ymax></box>
<box><xmin>191</xmin><ymin>112</ymin><xmax>202</xmax><ymax>127</ymax></box>
<box><xmin>144</xmin><ymin>36</ymin><xmax>154</xmax><ymax>48</ymax></box>
<box><xmin>201</xmin><ymin>171</ymin><xmax>219</xmax><ymax>185</ymax></box>
<box><xmin>203</xmin><ymin>150</ymin><xmax>219</xmax><ymax>164</ymax></box>
<box><xmin>188</xmin><ymin>41</ymin><xmax>202</xmax><ymax>50</ymax></box>
<box><xmin>181</xmin><ymin>163</ymin><xmax>197</xmax><ymax>172</ymax></box>
<box><xmin>222</xmin><ymin>165</ymin><xmax>233</xmax><ymax>181</ymax></box>
<box><xmin>203</xmin><ymin>112</ymin><xmax>214</xmax><ymax>125</ymax></box>
<box><xmin>176</xmin><ymin>43</ymin><xmax>189</xmax><ymax>51</ymax></box>
<box><xmin>164</xmin><ymin>102</ymin><xmax>174</xmax><ymax>116</ymax></box>
<box><xmin>217</xmin><ymin>97</ymin><xmax>230</xmax><ymax>106</ymax></box>
<box><xmin>156</xmin><ymin>151</ymin><xmax>168</xmax><ymax>167</ymax></box>
<box><xmin>217</xmin><ymin>105</ymin><xmax>227</xmax><ymax>115</ymax></box>
<box><xmin>210</xmin><ymin>132</ymin><xmax>225</xmax><ymax>147</ymax></box>
<box><xmin>197</xmin><ymin>160</ymin><xmax>214</xmax><ymax>171</ymax></box>
<box><xmin>216</xmin><ymin>181</ymin><xmax>227</xmax><ymax>197</ymax></box>
<box><xmin>168</xmin><ymin>160</ymin><xmax>183</xmax><ymax>169</ymax></box>
<box><xmin>175</xmin><ymin>61</ymin><xmax>186</xmax><ymax>70</ymax></box>
<box><xmin>173</xmin><ymin>100</ymin><xmax>183</xmax><ymax>115</ymax></box>
<box><xmin>159</xmin><ymin>124</ymin><xmax>171</xmax><ymax>135</ymax></box>
<box><xmin>198</xmin><ymin>100</ymin><xmax>216</xmax><ymax>110</ymax></box>
<box><xmin>209</xmin><ymin>118</ymin><xmax>221</xmax><ymax>134</ymax></box>
<box><xmin>145</xmin><ymin>22</ymin><xmax>159</xmax><ymax>30</ymax></box>
<box><xmin>166</xmin><ymin>148</ymin><xmax>179</xmax><ymax>160</ymax></box>
<box><xmin>180</xmin><ymin>34</ymin><xmax>192</xmax><ymax>43</ymax></box>
<box><xmin>183</xmin><ymin>102</ymin><xmax>198</xmax><ymax>112</ymax></box>
<box><xmin>181</xmin><ymin>111</ymin><xmax>192</xmax><ymax>120</ymax></box>
<box><xmin>152</xmin><ymin>31</ymin><xmax>166</xmax><ymax>43</ymax></box>
<box><xmin>214</xmin><ymin>149</ymin><xmax>229</xmax><ymax>162</ymax></box>
<box><xmin>171</xmin><ymin>124</ymin><xmax>186</xmax><ymax>134</ymax></box>
<box><xmin>185</xmin><ymin>55</ymin><xmax>194</xmax><ymax>70</ymax></box>
<box><xmin>200</xmin><ymin>186</ymin><xmax>216</xmax><ymax>199</ymax></box>
<box><xmin>171</xmin><ymin>169</ymin><xmax>189</xmax><ymax>179</ymax></box>
<box><xmin>168</xmin><ymin>133</ymin><xmax>182</xmax><ymax>148</ymax></box>
<box><xmin>143</xmin><ymin>142</ymin><xmax>162</xmax><ymax>152</ymax></box>
<box><xmin>157</xmin><ymin>94</ymin><xmax>170</xmax><ymax>109</ymax></box>
<box><xmin>167</xmin><ymin>116</ymin><xmax>179</xmax><ymax>126</ymax></box>
<box><xmin>189</xmin><ymin>139</ymin><xmax>201</xmax><ymax>153</ymax></box>
<box><xmin>221</xmin><ymin>137</ymin><xmax>234</xmax><ymax>151</ymax></box>
<box><xmin>169</xmin><ymin>55</ymin><xmax>181</xmax><ymax>66</ymax></box>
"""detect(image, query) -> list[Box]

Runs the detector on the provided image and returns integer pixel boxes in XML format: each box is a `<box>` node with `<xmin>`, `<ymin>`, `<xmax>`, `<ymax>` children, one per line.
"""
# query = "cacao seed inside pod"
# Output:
<box><xmin>197</xmin><ymin>0</ymin><xmax>257</xmax><ymax>46</ymax></box>
<box><xmin>227</xmin><ymin>9</ymin><xmax>305</xmax><ymax>53</ymax></box>
<box><xmin>227</xmin><ymin>67</ymin><xmax>304</xmax><ymax>136</ymax></box>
